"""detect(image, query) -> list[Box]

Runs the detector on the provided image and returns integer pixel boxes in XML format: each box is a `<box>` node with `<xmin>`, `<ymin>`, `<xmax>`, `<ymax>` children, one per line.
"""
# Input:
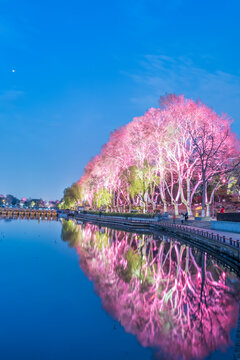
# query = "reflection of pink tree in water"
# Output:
<box><xmin>62</xmin><ymin>221</ymin><xmax>240</xmax><ymax>360</ymax></box>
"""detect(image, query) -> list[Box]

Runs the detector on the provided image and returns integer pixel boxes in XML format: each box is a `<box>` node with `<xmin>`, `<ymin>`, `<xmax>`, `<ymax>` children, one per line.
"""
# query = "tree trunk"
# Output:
<box><xmin>186</xmin><ymin>178</ymin><xmax>193</xmax><ymax>216</ymax></box>
<box><xmin>163</xmin><ymin>201</ymin><xmax>167</xmax><ymax>213</ymax></box>
<box><xmin>160</xmin><ymin>181</ymin><xmax>168</xmax><ymax>214</ymax></box>
<box><xmin>206</xmin><ymin>203</ymin><xmax>210</xmax><ymax>217</ymax></box>
<box><xmin>201</xmin><ymin>172</ymin><xmax>206</xmax><ymax>217</ymax></box>
<box><xmin>174</xmin><ymin>203</ymin><xmax>179</xmax><ymax>216</ymax></box>
<box><xmin>142</xmin><ymin>202</ymin><xmax>146</xmax><ymax>213</ymax></box>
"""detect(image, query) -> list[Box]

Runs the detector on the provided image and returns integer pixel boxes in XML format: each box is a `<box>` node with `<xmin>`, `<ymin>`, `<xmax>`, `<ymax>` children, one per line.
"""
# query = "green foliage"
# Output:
<box><xmin>61</xmin><ymin>220</ymin><xmax>80</xmax><ymax>247</ymax></box>
<box><xmin>118</xmin><ymin>248</ymin><xmax>155</xmax><ymax>284</ymax></box>
<box><xmin>61</xmin><ymin>182</ymin><xmax>83</xmax><ymax>209</ymax></box>
<box><xmin>95</xmin><ymin>231</ymin><xmax>109</xmax><ymax>250</ymax></box>
<box><xmin>227</xmin><ymin>176</ymin><xmax>240</xmax><ymax>196</ymax></box>
<box><xmin>124</xmin><ymin>162</ymin><xmax>159</xmax><ymax>203</ymax></box>
<box><xmin>117</xmin><ymin>249</ymin><xmax>142</xmax><ymax>283</ymax></box>
<box><xmin>93</xmin><ymin>188</ymin><xmax>112</xmax><ymax>208</ymax></box>
<box><xmin>82</xmin><ymin>210</ymin><xmax>155</xmax><ymax>218</ymax></box>
<box><xmin>126</xmin><ymin>249</ymin><xmax>142</xmax><ymax>277</ymax></box>
<box><xmin>129</xmin><ymin>166</ymin><xmax>145</xmax><ymax>198</ymax></box>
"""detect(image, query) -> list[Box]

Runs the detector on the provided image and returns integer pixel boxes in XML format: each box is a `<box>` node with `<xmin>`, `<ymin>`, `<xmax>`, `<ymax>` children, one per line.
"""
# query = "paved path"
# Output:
<box><xmin>158</xmin><ymin>220</ymin><xmax>240</xmax><ymax>259</ymax></box>
<box><xmin>183</xmin><ymin>224</ymin><xmax>240</xmax><ymax>241</ymax></box>
<box><xmin>161</xmin><ymin>219</ymin><xmax>240</xmax><ymax>242</ymax></box>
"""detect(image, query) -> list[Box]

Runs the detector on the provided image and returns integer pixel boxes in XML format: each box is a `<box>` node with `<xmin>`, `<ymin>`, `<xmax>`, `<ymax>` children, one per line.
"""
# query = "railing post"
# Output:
<box><xmin>230</xmin><ymin>237</ymin><xmax>232</xmax><ymax>246</ymax></box>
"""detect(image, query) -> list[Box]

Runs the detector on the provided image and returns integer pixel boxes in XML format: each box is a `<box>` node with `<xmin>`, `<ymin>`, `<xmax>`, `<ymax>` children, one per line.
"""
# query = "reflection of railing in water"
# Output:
<box><xmin>61</xmin><ymin>220</ymin><xmax>240</xmax><ymax>360</ymax></box>
<box><xmin>0</xmin><ymin>208</ymin><xmax>58</xmax><ymax>220</ymax></box>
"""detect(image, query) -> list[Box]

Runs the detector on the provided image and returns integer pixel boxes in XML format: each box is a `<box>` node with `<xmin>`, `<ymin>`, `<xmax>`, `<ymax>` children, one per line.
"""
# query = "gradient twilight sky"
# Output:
<box><xmin>0</xmin><ymin>0</ymin><xmax>240</xmax><ymax>200</ymax></box>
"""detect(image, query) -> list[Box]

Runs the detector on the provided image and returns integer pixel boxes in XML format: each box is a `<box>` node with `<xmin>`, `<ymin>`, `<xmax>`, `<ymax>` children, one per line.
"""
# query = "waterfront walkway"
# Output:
<box><xmin>160</xmin><ymin>219</ymin><xmax>240</xmax><ymax>244</ymax></box>
<box><xmin>156</xmin><ymin>220</ymin><xmax>240</xmax><ymax>265</ymax></box>
<box><xmin>186</xmin><ymin>225</ymin><xmax>240</xmax><ymax>242</ymax></box>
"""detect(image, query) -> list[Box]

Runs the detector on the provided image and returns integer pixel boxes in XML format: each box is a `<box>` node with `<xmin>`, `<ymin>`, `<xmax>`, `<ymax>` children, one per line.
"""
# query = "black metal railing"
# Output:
<box><xmin>160</xmin><ymin>221</ymin><xmax>240</xmax><ymax>251</ymax></box>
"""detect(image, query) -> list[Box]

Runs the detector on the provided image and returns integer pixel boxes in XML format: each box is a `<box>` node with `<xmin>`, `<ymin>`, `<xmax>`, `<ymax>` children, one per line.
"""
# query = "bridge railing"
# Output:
<box><xmin>0</xmin><ymin>208</ymin><xmax>58</xmax><ymax>217</ymax></box>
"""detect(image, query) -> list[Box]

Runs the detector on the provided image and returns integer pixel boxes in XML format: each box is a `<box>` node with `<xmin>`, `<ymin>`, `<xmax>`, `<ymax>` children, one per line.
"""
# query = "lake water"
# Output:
<box><xmin>0</xmin><ymin>218</ymin><xmax>239</xmax><ymax>360</ymax></box>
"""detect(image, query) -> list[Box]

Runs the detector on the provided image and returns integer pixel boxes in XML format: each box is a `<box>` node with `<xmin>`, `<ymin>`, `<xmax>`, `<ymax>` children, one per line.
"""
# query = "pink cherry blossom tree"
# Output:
<box><xmin>63</xmin><ymin>95</ymin><xmax>240</xmax><ymax>216</ymax></box>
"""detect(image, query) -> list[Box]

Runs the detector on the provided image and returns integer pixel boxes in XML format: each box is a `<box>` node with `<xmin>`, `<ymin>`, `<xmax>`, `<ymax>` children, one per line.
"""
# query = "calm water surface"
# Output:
<box><xmin>0</xmin><ymin>218</ymin><xmax>239</xmax><ymax>360</ymax></box>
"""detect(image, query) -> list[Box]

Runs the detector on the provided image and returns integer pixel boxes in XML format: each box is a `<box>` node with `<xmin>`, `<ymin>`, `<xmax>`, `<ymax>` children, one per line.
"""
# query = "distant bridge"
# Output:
<box><xmin>0</xmin><ymin>208</ymin><xmax>58</xmax><ymax>219</ymax></box>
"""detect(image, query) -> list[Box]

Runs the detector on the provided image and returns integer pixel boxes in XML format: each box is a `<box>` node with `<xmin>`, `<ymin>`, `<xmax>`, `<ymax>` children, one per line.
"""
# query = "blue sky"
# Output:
<box><xmin>0</xmin><ymin>0</ymin><xmax>239</xmax><ymax>200</ymax></box>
